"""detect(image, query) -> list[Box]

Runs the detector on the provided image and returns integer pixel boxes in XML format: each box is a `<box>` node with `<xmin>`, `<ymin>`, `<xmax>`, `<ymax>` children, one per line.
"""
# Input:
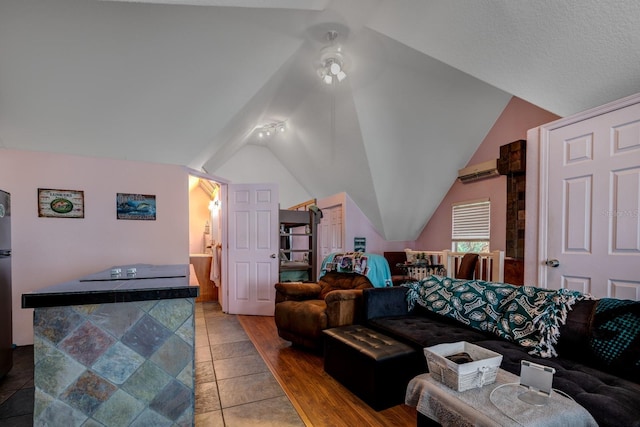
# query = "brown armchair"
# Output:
<box><xmin>274</xmin><ymin>271</ymin><xmax>373</xmax><ymax>350</ymax></box>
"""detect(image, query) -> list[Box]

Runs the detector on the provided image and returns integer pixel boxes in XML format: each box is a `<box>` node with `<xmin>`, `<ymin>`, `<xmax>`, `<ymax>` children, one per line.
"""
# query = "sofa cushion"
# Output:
<box><xmin>318</xmin><ymin>271</ymin><xmax>373</xmax><ymax>299</ymax></box>
<box><xmin>274</xmin><ymin>300</ymin><xmax>328</xmax><ymax>339</ymax></box>
<box><xmin>557</xmin><ymin>299</ymin><xmax>597</xmax><ymax>361</ymax></box>
<box><xmin>589</xmin><ymin>298</ymin><xmax>640</xmax><ymax>382</ymax></box>
<box><xmin>476</xmin><ymin>339</ymin><xmax>640</xmax><ymax>427</ymax></box>
<box><xmin>367</xmin><ymin>315</ymin><xmax>491</xmax><ymax>350</ymax></box>
<box><xmin>496</xmin><ymin>286</ymin><xmax>586</xmax><ymax>357</ymax></box>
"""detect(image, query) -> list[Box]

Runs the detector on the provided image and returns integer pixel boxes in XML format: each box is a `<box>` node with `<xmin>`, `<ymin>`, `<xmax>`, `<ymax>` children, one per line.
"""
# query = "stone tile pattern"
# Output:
<box><xmin>32</xmin><ymin>298</ymin><xmax>195</xmax><ymax>427</ymax></box>
<box><xmin>499</xmin><ymin>139</ymin><xmax>527</xmax><ymax>260</ymax></box>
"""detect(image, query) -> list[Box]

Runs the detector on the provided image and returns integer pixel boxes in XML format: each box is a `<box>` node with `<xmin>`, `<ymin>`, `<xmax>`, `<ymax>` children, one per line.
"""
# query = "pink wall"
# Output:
<box><xmin>0</xmin><ymin>149</ymin><xmax>189</xmax><ymax>345</ymax></box>
<box><xmin>316</xmin><ymin>192</ymin><xmax>413</xmax><ymax>264</ymax></box>
<box><xmin>343</xmin><ymin>193</ymin><xmax>413</xmax><ymax>253</ymax></box>
<box><xmin>415</xmin><ymin>97</ymin><xmax>560</xmax><ymax>251</ymax></box>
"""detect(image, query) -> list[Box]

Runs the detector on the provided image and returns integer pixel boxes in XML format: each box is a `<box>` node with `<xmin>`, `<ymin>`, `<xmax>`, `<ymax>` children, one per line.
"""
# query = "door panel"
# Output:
<box><xmin>331</xmin><ymin>207</ymin><xmax>343</xmax><ymax>253</ymax></box>
<box><xmin>545</xmin><ymin>103</ymin><xmax>640</xmax><ymax>299</ymax></box>
<box><xmin>318</xmin><ymin>205</ymin><xmax>344</xmax><ymax>268</ymax></box>
<box><xmin>227</xmin><ymin>183</ymin><xmax>279</xmax><ymax>315</ymax></box>
<box><xmin>612</xmin><ymin>168</ymin><xmax>640</xmax><ymax>252</ymax></box>
<box><xmin>563</xmin><ymin>175</ymin><xmax>591</xmax><ymax>253</ymax></box>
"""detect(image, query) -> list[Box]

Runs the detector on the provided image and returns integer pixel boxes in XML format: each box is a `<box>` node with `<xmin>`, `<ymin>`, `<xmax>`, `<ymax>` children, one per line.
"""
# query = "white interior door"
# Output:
<box><xmin>543</xmin><ymin>102</ymin><xmax>640</xmax><ymax>299</ymax></box>
<box><xmin>319</xmin><ymin>218</ymin><xmax>330</xmax><ymax>261</ymax></box>
<box><xmin>227</xmin><ymin>183</ymin><xmax>279</xmax><ymax>315</ymax></box>
<box><xmin>318</xmin><ymin>205</ymin><xmax>343</xmax><ymax>268</ymax></box>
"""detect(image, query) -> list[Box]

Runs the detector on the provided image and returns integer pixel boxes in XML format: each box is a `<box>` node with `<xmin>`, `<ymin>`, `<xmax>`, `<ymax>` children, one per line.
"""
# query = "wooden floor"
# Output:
<box><xmin>238</xmin><ymin>315</ymin><xmax>417</xmax><ymax>427</ymax></box>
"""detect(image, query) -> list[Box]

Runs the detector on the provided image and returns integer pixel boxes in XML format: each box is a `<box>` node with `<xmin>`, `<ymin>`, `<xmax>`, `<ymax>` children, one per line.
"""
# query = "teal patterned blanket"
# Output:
<box><xmin>319</xmin><ymin>252</ymin><xmax>392</xmax><ymax>288</ymax></box>
<box><xmin>404</xmin><ymin>276</ymin><xmax>588</xmax><ymax>357</ymax></box>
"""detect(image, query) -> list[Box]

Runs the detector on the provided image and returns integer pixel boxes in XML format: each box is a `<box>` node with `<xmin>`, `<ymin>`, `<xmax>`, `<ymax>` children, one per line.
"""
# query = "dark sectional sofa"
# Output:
<box><xmin>363</xmin><ymin>285</ymin><xmax>640</xmax><ymax>427</ymax></box>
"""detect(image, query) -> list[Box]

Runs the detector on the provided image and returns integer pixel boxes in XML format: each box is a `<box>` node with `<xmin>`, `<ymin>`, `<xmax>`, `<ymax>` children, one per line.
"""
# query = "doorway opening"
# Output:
<box><xmin>188</xmin><ymin>175</ymin><xmax>222</xmax><ymax>303</ymax></box>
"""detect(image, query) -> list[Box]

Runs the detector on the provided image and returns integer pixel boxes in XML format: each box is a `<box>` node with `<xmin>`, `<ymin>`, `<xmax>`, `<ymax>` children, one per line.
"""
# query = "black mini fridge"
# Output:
<box><xmin>0</xmin><ymin>190</ymin><xmax>12</xmax><ymax>378</ymax></box>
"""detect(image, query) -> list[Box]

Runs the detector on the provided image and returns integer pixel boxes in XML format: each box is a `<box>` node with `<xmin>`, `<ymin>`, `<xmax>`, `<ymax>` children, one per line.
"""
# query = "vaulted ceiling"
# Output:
<box><xmin>1</xmin><ymin>0</ymin><xmax>639</xmax><ymax>241</ymax></box>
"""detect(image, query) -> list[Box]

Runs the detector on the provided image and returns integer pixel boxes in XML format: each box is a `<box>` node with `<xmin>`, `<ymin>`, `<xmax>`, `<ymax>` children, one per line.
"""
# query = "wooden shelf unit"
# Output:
<box><xmin>279</xmin><ymin>209</ymin><xmax>320</xmax><ymax>281</ymax></box>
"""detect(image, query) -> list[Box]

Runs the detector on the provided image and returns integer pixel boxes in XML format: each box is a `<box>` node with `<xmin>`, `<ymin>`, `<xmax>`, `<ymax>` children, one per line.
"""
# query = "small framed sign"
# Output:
<box><xmin>117</xmin><ymin>193</ymin><xmax>156</xmax><ymax>220</ymax></box>
<box><xmin>38</xmin><ymin>188</ymin><xmax>85</xmax><ymax>218</ymax></box>
<box><xmin>354</xmin><ymin>237</ymin><xmax>366</xmax><ymax>253</ymax></box>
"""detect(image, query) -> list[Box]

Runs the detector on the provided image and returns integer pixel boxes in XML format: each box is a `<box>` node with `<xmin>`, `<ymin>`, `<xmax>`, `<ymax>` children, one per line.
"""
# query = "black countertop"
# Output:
<box><xmin>22</xmin><ymin>264</ymin><xmax>199</xmax><ymax>308</ymax></box>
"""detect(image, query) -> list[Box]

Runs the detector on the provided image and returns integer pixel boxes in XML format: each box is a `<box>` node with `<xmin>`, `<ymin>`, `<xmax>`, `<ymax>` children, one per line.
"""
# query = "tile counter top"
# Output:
<box><xmin>24</xmin><ymin>263</ymin><xmax>199</xmax><ymax>426</ymax></box>
<box><xmin>22</xmin><ymin>264</ymin><xmax>199</xmax><ymax>308</ymax></box>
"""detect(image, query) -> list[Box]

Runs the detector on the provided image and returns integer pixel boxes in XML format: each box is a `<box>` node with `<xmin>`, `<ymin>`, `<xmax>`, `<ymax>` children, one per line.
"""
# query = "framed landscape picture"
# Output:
<box><xmin>116</xmin><ymin>193</ymin><xmax>156</xmax><ymax>220</ymax></box>
<box><xmin>38</xmin><ymin>188</ymin><xmax>85</xmax><ymax>218</ymax></box>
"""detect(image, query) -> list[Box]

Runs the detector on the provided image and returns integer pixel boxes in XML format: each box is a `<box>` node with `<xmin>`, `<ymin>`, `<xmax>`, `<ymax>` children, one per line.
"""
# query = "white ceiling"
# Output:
<box><xmin>1</xmin><ymin>0</ymin><xmax>639</xmax><ymax>241</ymax></box>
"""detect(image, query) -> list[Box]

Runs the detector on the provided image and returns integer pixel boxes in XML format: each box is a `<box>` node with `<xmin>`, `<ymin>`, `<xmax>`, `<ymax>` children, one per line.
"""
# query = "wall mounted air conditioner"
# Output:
<box><xmin>457</xmin><ymin>159</ymin><xmax>500</xmax><ymax>183</ymax></box>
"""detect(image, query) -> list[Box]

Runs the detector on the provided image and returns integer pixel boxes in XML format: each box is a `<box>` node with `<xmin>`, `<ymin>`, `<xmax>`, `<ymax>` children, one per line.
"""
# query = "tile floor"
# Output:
<box><xmin>0</xmin><ymin>301</ymin><xmax>304</xmax><ymax>427</ymax></box>
<box><xmin>0</xmin><ymin>346</ymin><xmax>33</xmax><ymax>427</ymax></box>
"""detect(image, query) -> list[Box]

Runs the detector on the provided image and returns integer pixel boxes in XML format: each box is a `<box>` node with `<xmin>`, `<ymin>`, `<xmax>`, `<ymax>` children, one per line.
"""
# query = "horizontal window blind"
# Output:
<box><xmin>452</xmin><ymin>200</ymin><xmax>490</xmax><ymax>240</ymax></box>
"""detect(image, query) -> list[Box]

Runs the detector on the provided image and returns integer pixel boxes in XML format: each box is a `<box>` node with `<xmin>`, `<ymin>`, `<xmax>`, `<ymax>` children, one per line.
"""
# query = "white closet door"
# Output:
<box><xmin>318</xmin><ymin>205</ymin><xmax>344</xmax><ymax>268</ymax></box>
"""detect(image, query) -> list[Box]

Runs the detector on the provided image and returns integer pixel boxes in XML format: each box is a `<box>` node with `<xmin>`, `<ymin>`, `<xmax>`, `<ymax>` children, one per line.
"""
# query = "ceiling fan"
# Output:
<box><xmin>317</xmin><ymin>30</ymin><xmax>348</xmax><ymax>84</ymax></box>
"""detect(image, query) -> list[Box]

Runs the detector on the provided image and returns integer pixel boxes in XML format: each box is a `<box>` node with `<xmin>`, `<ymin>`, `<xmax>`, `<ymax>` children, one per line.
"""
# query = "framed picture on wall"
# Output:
<box><xmin>116</xmin><ymin>193</ymin><xmax>156</xmax><ymax>220</ymax></box>
<box><xmin>38</xmin><ymin>188</ymin><xmax>85</xmax><ymax>218</ymax></box>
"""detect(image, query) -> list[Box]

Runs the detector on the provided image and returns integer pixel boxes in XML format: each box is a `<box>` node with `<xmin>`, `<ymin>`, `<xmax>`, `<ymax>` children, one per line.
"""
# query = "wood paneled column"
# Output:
<box><xmin>498</xmin><ymin>140</ymin><xmax>526</xmax><ymax>285</ymax></box>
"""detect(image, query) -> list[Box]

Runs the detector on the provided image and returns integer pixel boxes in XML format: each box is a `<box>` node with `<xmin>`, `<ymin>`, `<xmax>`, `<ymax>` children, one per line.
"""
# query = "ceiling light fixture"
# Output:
<box><xmin>256</xmin><ymin>121</ymin><xmax>287</xmax><ymax>140</ymax></box>
<box><xmin>318</xmin><ymin>31</ymin><xmax>347</xmax><ymax>85</ymax></box>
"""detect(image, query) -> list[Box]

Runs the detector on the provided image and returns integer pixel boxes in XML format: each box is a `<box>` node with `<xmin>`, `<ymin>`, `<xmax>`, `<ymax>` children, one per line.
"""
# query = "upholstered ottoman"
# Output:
<box><xmin>323</xmin><ymin>325</ymin><xmax>423</xmax><ymax>410</ymax></box>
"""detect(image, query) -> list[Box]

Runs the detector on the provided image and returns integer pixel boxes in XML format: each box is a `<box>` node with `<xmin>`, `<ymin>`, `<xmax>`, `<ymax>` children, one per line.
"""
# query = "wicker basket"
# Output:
<box><xmin>424</xmin><ymin>341</ymin><xmax>502</xmax><ymax>392</ymax></box>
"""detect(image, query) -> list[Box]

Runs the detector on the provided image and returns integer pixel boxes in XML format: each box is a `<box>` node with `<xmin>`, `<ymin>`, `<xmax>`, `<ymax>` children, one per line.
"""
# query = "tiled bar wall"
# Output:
<box><xmin>32</xmin><ymin>298</ymin><xmax>195</xmax><ymax>426</ymax></box>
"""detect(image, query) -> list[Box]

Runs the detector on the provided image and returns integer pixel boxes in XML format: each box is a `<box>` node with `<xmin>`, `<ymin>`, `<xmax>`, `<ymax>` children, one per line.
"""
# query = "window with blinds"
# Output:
<box><xmin>451</xmin><ymin>199</ymin><xmax>490</xmax><ymax>253</ymax></box>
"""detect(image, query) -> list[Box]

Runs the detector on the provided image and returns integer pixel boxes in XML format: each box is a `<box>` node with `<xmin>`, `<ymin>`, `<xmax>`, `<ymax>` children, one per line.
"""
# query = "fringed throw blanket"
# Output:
<box><xmin>404</xmin><ymin>276</ymin><xmax>589</xmax><ymax>357</ymax></box>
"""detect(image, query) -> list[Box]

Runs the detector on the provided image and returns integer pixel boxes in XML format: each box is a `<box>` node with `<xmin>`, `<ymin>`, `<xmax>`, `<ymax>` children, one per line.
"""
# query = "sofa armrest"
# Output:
<box><xmin>325</xmin><ymin>289</ymin><xmax>365</xmax><ymax>327</ymax></box>
<box><xmin>363</xmin><ymin>287</ymin><xmax>409</xmax><ymax>320</ymax></box>
<box><xmin>275</xmin><ymin>282</ymin><xmax>321</xmax><ymax>303</ymax></box>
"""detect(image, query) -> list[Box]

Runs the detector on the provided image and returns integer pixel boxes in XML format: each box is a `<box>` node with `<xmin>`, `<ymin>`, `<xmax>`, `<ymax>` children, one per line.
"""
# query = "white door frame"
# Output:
<box><xmin>184</xmin><ymin>168</ymin><xmax>229</xmax><ymax>309</ymax></box>
<box><xmin>525</xmin><ymin>92</ymin><xmax>640</xmax><ymax>287</ymax></box>
<box><xmin>219</xmin><ymin>182</ymin><xmax>229</xmax><ymax>312</ymax></box>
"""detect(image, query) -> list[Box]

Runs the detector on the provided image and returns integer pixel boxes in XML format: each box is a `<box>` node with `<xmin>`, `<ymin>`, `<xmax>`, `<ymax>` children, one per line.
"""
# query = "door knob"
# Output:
<box><xmin>270</xmin><ymin>253</ymin><xmax>277</xmax><ymax>259</ymax></box>
<box><xmin>545</xmin><ymin>259</ymin><xmax>560</xmax><ymax>268</ymax></box>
